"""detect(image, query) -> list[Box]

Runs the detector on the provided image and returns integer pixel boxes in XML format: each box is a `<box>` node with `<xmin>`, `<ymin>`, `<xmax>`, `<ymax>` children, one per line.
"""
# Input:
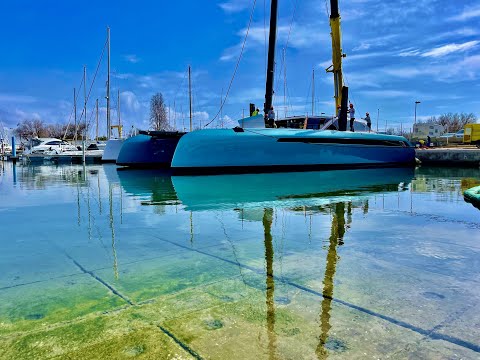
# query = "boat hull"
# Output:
<box><xmin>101</xmin><ymin>139</ymin><xmax>125</xmax><ymax>163</ymax></box>
<box><xmin>171</xmin><ymin>128</ymin><xmax>416</xmax><ymax>175</ymax></box>
<box><xmin>116</xmin><ymin>134</ymin><xmax>182</xmax><ymax>168</ymax></box>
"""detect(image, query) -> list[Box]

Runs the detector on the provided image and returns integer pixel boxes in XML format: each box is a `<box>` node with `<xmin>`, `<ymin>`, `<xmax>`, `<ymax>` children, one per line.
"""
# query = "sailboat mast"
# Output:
<box><xmin>312</xmin><ymin>68</ymin><xmax>315</xmax><ymax>116</ymax></box>
<box><xmin>117</xmin><ymin>89</ymin><xmax>121</xmax><ymax>137</ymax></box>
<box><xmin>264</xmin><ymin>0</ymin><xmax>279</xmax><ymax>121</ymax></box>
<box><xmin>84</xmin><ymin>65</ymin><xmax>87</xmax><ymax>140</ymax></box>
<box><xmin>283</xmin><ymin>48</ymin><xmax>287</xmax><ymax>118</ymax></box>
<box><xmin>328</xmin><ymin>0</ymin><xmax>344</xmax><ymax>110</ymax></box>
<box><xmin>96</xmin><ymin>99</ymin><xmax>99</xmax><ymax>142</ymax></box>
<box><xmin>106</xmin><ymin>26</ymin><xmax>111</xmax><ymax>139</ymax></box>
<box><xmin>188</xmin><ymin>65</ymin><xmax>192</xmax><ymax>132</ymax></box>
<box><xmin>74</xmin><ymin>87</ymin><xmax>77</xmax><ymax>141</ymax></box>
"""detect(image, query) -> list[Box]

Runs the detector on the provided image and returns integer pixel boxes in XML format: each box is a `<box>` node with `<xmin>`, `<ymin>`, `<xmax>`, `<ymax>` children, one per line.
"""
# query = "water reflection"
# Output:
<box><xmin>2</xmin><ymin>163</ymin><xmax>480</xmax><ymax>358</ymax></box>
<box><xmin>117</xmin><ymin>168</ymin><xmax>413</xmax><ymax>211</ymax></box>
<box><xmin>317</xmin><ymin>202</ymin><xmax>346</xmax><ymax>359</ymax></box>
<box><xmin>117</xmin><ymin>167</ymin><xmax>414</xmax><ymax>359</ymax></box>
<box><xmin>263</xmin><ymin>208</ymin><xmax>276</xmax><ymax>360</ymax></box>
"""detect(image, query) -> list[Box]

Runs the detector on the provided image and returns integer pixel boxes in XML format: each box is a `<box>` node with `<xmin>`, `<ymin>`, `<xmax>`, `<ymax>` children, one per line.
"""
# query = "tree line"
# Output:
<box><xmin>12</xmin><ymin>92</ymin><xmax>171</xmax><ymax>141</ymax></box>
<box><xmin>14</xmin><ymin>119</ymin><xmax>89</xmax><ymax>141</ymax></box>
<box><xmin>421</xmin><ymin>112</ymin><xmax>477</xmax><ymax>132</ymax></box>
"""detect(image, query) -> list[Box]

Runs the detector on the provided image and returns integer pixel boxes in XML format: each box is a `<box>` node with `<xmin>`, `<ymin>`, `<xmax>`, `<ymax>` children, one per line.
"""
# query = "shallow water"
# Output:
<box><xmin>0</xmin><ymin>162</ymin><xmax>479</xmax><ymax>359</ymax></box>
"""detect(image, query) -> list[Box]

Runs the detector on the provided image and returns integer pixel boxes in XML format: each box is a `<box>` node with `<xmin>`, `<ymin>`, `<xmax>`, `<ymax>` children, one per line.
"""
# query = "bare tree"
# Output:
<box><xmin>14</xmin><ymin>119</ymin><xmax>49</xmax><ymax>140</ymax></box>
<box><xmin>149</xmin><ymin>93</ymin><xmax>169</xmax><ymax>131</ymax></box>
<box><xmin>46</xmin><ymin>124</ymin><xmax>65</xmax><ymax>138</ymax></box>
<box><xmin>15</xmin><ymin>119</ymin><xmax>89</xmax><ymax>141</ymax></box>
<box><xmin>425</xmin><ymin>113</ymin><xmax>477</xmax><ymax>132</ymax></box>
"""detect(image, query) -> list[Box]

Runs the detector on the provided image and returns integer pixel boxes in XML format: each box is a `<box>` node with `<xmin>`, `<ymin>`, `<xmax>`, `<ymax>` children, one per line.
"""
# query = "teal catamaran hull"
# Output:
<box><xmin>171</xmin><ymin>128</ymin><xmax>416</xmax><ymax>175</ymax></box>
<box><xmin>116</xmin><ymin>131</ymin><xmax>185</xmax><ymax>168</ymax></box>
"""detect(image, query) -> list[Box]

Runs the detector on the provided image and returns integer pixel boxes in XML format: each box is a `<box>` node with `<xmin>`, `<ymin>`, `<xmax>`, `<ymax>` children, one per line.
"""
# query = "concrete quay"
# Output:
<box><xmin>415</xmin><ymin>147</ymin><xmax>480</xmax><ymax>166</ymax></box>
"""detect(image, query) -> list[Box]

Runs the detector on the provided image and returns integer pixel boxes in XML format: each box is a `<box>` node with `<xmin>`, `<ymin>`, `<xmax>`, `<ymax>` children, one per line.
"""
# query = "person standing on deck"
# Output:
<box><xmin>267</xmin><ymin>106</ymin><xmax>275</xmax><ymax>127</ymax></box>
<box><xmin>348</xmin><ymin>103</ymin><xmax>355</xmax><ymax>132</ymax></box>
<box><xmin>365</xmin><ymin>112</ymin><xmax>371</xmax><ymax>132</ymax></box>
<box><xmin>252</xmin><ymin>108</ymin><xmax>259</xmax><ymax>116</ymax></box>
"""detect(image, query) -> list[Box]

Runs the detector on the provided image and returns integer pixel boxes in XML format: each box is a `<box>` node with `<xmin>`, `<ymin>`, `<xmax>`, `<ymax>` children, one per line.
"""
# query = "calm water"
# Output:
<box><xmin>0</xmin><ymin>162</ymin><xmax>479</xmax><ymax>359</ymax></box>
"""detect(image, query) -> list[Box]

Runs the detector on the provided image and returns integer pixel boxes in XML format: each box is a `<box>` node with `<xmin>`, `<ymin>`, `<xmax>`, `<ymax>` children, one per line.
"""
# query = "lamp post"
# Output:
<box><xmin>414</xmin><ymin>101</ymin><xmax>421</xmax><ymax>125</ymax></box>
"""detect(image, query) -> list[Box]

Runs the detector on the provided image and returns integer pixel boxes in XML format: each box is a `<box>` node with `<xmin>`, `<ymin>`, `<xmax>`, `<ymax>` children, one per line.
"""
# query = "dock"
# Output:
<box><xmin>21</xmin><ymin>153</ymin><xmax>104</xmax><ymax>165</ymax></box>
<box><xmin>416</xmin><ymin>147</ymin><xmax>480</xmax><ymax>166</ymax></box>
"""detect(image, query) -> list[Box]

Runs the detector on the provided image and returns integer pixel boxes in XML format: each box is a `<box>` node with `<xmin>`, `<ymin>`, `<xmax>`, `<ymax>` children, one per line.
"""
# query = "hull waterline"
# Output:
<box><xmin>171</xmin><ymin>128</ymin><xmax>416</xmax><ymax>175</ymax></box>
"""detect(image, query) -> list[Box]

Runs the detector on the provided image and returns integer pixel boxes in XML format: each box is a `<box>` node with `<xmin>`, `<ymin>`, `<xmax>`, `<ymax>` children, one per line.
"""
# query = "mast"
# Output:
<box><xmin>95</xmin><ymin>99</ymin><xmax>99</xmax><ymax>142</ymax></box>
<box><xmin>220</xmin><ymin>88</ymin><xmax>223</xmax><ymax>128</ymax></box>
<box><xmin>117</xmin><ymin>89</ymin><xmax>121</xmax><ymax>137</ymax></box>
<box><xmin>264</xmin><ymin>0</ymin><xmax>279</xmax><ymax>121</ymax></box>
<box><xmin>84</xmin><ymin>65</ymin><xmax>87</xmax><ymax>141</ymax></box>
<box><xmin>74</xmin><ymin>88</ymin><xmax>77</xmax><ymax>141</ymax></box>
<box><xmin>283</xmin><ymin>48</ymin><xmax>287</xmax><ymax>118</ymax></box>
<box><xmin>326</xmin><ymin>0</ymin><xmax>344</xmax><ymax>111</ymax></box>
<box><xmin>106</xmin><ymin>26</ymin><xmax>111</xmax><ymax>139</ymax></box>
<box><xmin>312</xmin><ymin>68</ymin><xmax>315</xmax><ymax>116</ymax></box>
<box><xmin>188</xmin><ymin>65</ymin><xmax>192</xmax><ymax>132</ymax></box>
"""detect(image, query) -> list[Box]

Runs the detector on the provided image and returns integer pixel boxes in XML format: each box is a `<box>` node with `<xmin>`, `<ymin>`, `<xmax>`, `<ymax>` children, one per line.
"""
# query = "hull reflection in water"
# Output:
<box><xmin>117</xmin><ymin>169</ymin><xmax>178</xmax><ymax>206</ymax></box>
<box><xmin>114</xmin><ymin>166</ymin><xmax>415</xmax><ymax>357</ymax></box>
<box><xmin>171</xmin><ymin>168</ymin><xmax>414</xmax><ymax>211</ymax></box>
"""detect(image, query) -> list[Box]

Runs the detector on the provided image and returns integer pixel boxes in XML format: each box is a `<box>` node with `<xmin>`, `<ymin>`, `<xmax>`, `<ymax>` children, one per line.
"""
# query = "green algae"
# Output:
<box><xmin>0</xmin><ymin>275</ymin><xmax>126</xmax><ymax>336</ymax></box>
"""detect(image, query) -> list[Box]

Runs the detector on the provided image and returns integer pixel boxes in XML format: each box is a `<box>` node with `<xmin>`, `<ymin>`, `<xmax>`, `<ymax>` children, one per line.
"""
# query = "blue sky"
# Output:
<box><xmin>0</xmin><ymin>0</ymin><xmax>479</xmax><ymax>137</ymax></box>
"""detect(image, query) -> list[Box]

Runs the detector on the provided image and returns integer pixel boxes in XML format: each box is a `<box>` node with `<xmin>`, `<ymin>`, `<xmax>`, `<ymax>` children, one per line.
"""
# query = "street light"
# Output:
<box><xmin>414</xmin><ymin>101</ymin><xmax>421</xmax><ymax>125</ymax></box>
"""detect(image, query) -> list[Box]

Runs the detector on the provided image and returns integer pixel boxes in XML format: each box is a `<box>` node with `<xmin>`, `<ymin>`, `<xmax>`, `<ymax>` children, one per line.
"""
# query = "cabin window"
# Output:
<box><xmin>277</xmin><ymin>138</ymin><xmax>409</xmax><ymax>147</ymax></box>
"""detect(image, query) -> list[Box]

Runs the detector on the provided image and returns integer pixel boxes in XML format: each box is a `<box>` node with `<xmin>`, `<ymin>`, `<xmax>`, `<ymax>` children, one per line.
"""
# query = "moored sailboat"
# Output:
<box><xmin>170</xmin><ymin>0</ymin><xmax>415</xmax><ymax>175</ymax></box>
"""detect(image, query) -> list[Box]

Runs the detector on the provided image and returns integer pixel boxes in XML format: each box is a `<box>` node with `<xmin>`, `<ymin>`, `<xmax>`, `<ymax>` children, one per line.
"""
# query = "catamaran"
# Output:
<box><xmin>170</xmin><ymin>0</ymin><xmax>415</xmax><ymax>175</ymax></box>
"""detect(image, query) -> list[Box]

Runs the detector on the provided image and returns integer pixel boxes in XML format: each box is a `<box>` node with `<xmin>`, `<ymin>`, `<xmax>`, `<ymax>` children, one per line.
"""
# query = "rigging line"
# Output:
<box><xmin>172</xmin><ymin>68</ymin><xmax>188</xmax><ymax>105</ymax></box>
<box><xmin>304</xmin><ymin>73</ymin><xmax>313</xmax><ymax>114</ymax></box>
<box><xmin>264</xmin><ymin>0</ymin><xmax>267</xmax><ymax>76</ymax></box>
<box><xmin>74</xmin><ymin>37</ymin><xmax>108</xmax><ymax>135</ymax></box>
<box><xmin>342</xmin><ymin>72</ymin><xmax>361</xmax><ymax>117</ymax></box>
<box><xmin>277</xmin><ymin>0</ymin><xmax>299</xmax><ymax>78</ymax></box>
<box><xmin>63</xmin><ymin>76</ymin><xmax>85</xmax><ymax>140</ymax></box>
<box><xmin>204</xmin><ymin>0</ymin><xmax>257</xmax><ymax>128</ymax></box>
<box><xmin>274</xmin><ymin>0</ymin><xmax>298</xmax><ymax>105</ymax></box>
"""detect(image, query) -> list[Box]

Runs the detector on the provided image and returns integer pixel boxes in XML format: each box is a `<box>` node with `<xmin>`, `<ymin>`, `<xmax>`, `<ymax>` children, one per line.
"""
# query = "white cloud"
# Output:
<box><xmin>383</xmin><ymin>67</ymin><xmax>422</xmax><ymax>78</ymax></box>
<box><xmin>382</xmin><ymin>54</ymin><xmax>480</xmax><ymax>81</ymax></box>
<box><xmin>221</xmin><ymin>22</ymin><xmax>328</xmax><ymax>61</ymax></box>
<box><xmin>360</xmin><ymin>90</ymin><xmax>413</xmax><ymax>98</ymax></box>
<box><xmin>449</xmin><ymin>4</ymin><xmax>480</xmax><ymax>21</ymax></box>
<box><xmin>430</xmin><ymin>27</ymin><xmax>480</xmax><ymax>41</ymax></box>
<box><xmin>398</xmin><ymin>48</ymin><xmax>421</xmax><ymax>57</ymax></box>
<box><xmin>120</xmin><ymin>91</ymin><xmax>140</xmax><ymax>112</ymax></box>
<box><xmin>218</xmin><ymin>0</ymin><xmax>251</xmax><ymax>13</ymax></box>
<box><xmin>113</xmin><ymin>73</ymin><xmax>134</xmax><ymax>80</ymax></box>
<box><xmin>421</xmin><ymin>41</ymin><xmax>479</xmax><ymax>58</ymax></box>
<box><xmin>0</xmin><ymin>94</ymin><xmax>37</xmax><ymax>104</ymax></box>
<box><xmin>123</xmin><ymin>54</ymin><xmax>141</xmax><ymax>64</ymax></box>
<box><xmin>193</xmin><ymin>111</ymin><xmax>210</xmax><ymax>122</ymax></box>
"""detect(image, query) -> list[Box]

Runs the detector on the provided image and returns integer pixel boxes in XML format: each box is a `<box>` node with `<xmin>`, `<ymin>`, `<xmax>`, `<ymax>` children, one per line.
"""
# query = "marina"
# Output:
<box><xmin>1</xmin><ymin>0</ymin><xmax>479</xmax><ymax>358</ymax></box>
<box><xmin>0</xmin><ymin>162</ymin><xmax>479</xmax><ymax>359</ymax></box>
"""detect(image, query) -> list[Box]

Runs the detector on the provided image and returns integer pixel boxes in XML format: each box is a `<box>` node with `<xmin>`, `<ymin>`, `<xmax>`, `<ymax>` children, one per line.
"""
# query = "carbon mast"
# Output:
<box><xmin>264</xmin><ymin>0</ymin><xmax>278</xmax><ymax>127</ymax></box>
